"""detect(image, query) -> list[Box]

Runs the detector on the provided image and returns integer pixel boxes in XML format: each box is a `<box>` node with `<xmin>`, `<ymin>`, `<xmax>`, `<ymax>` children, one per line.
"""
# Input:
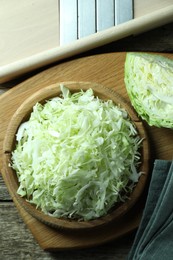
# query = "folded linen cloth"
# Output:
<box><xmin>128</xmin><ymin>159</ymin><xmax>173</xmax><ymax>260</ymax></box>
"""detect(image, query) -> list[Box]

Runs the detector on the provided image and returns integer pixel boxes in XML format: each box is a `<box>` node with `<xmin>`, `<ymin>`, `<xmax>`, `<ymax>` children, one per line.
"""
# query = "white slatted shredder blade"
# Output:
<box><xmin>59</xmin><ymin>0</ymin><xmax>133</xmax><ymax>45</ymax></box>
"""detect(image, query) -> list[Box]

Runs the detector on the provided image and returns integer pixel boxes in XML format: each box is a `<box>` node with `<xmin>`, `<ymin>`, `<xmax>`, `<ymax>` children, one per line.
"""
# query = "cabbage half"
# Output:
<box><xmin>11</xmin><ymin>85</ymin><xmax>141</xmax><ymax>221</ymax></box>
<box><xmin>124</xmin><ymin>52</ymin><xmax>173</xmax><ymax>128</ymax></box>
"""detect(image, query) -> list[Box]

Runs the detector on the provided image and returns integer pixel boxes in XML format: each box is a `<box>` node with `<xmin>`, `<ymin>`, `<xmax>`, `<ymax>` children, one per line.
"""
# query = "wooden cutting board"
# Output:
<box><xmin>0</xmin><ymin>52</ymin><xmax>173</xmax><ymax>250</ymax></box>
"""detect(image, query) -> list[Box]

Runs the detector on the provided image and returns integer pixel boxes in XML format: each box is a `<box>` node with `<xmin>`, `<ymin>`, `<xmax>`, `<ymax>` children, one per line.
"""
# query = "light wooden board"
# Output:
<box><xmin>0</xmin><ymin>52</ymin><xmax>173</xmax><ymax>250</ymax></box>
<box><xmin>0</xmin><ymin>0</ymin><xmax>173</xmax><ymax>82</ymax></box>
<box><xmin>0</xmin><ymin>0</ymin><xmax>59</xmax><ymax>66</ymax></box>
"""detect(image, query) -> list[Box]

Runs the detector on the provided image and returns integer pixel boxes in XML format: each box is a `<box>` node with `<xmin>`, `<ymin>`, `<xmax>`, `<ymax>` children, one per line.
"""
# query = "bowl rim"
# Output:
<box><xmin>2</xmin><ymin>81</ymin><xmax>150</xmax><ymax>230</ymax></box>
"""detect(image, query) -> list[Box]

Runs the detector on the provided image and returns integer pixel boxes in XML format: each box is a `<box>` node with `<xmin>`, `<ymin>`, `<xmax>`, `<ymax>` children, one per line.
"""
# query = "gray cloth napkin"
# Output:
<box><xmin>127</xmin><ymin>159</ymin><xmax>173</xmax><ymax>260</ymax></box>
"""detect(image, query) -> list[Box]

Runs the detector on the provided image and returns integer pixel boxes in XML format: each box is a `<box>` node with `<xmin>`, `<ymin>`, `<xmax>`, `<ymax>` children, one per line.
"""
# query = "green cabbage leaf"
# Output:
<box><xmin>11</xmin><ymin>85</ymin><xmax>141</xmax><ymax>221</ymax></box>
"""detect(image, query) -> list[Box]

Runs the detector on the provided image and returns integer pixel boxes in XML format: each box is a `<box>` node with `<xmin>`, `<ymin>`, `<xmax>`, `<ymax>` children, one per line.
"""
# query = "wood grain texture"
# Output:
<box><xmin>0</xmin><ymin>51</ymin><xmax>173</xmax><ymax>252</ymax></box>
<box><xmin>1</xmin><ymin>52</ymin><xmax>173</xmax><ymax>169</ymax></box>
<box><xmin>0</xmin><ymin>22</ymin><xmax>173</xmax><ymax>259</ymax></box>
<box><xmin>0</xmin><ymin>202</ymin><xmax>134</xmax><ymax>260</ymax></box>
<box><xmin>0</xmin><ymin>1</ymin><xmax>173</xmax><ymax>83</ymax></box>
<box><xmin>0</xmin><ymin>52</ymin><xmax>148</xmax><ymax>251</ymax></box>
<box><xmin>1</xmin><ymin>0</ymin><xmax>172</xmax><ymax>65</ymax></box>
<box><xmin>0</xmin><ymin>0</ymin><xmax>59</xmax><ymax>66</ymax></box>
<box><xmin>2</xmin><ymin>82</ymin><xmax>149</xmax><ymax>231</ymax></box>
<box><xmin>0</xmin><ymin>175</ymin><xmax>11</xmax><ymax>201</ymax></box>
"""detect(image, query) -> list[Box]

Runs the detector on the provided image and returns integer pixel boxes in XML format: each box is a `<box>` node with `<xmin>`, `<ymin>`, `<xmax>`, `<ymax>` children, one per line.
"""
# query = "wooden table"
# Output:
<box><xmin>0</xmin><ymin>22</ymin><xmax>173</xmax><ymax>260</ymax></box>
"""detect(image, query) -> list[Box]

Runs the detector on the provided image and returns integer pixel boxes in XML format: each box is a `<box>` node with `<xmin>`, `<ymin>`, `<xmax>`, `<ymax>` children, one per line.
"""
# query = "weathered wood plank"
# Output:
<box><xmin>0</xmin><ymin>175</ymin><xmax>12</xmax><ymax>201</ymax></box>
<box><xmin>0</xmin><ymin>202</ymin><xmax>134</xmax><ymax>260</ymax></box>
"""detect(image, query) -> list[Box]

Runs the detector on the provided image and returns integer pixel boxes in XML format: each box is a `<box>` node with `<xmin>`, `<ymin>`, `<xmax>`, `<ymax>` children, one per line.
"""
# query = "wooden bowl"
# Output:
<box><xmin>3</xmin><ymin>81</ymin><xmax>150</xmax><ymax>230</ymax></box>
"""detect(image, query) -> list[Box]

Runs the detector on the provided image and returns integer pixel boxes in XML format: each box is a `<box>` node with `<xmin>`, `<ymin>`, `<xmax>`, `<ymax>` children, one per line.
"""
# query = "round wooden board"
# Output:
<box><xmin>3</xmin><ymin>81</ymin><xmax>149</xmax><ymax>231</ymax></box>
<box><xmin>1</xmin><ymin>52</ymin><xmax>173</xmax><ymax>250</ymax></box>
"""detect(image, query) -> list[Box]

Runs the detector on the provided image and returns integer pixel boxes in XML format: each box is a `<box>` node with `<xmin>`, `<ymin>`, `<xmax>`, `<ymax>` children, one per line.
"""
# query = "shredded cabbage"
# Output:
<box><xmin>124</xmin><ymin>52</ymin><xmax>173</xmax><ymax>128</ymax></box>
<box><xmin>11</xmin><ymin>85</ymin><xmax>141</xmax><ymax>221</ymax></box>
